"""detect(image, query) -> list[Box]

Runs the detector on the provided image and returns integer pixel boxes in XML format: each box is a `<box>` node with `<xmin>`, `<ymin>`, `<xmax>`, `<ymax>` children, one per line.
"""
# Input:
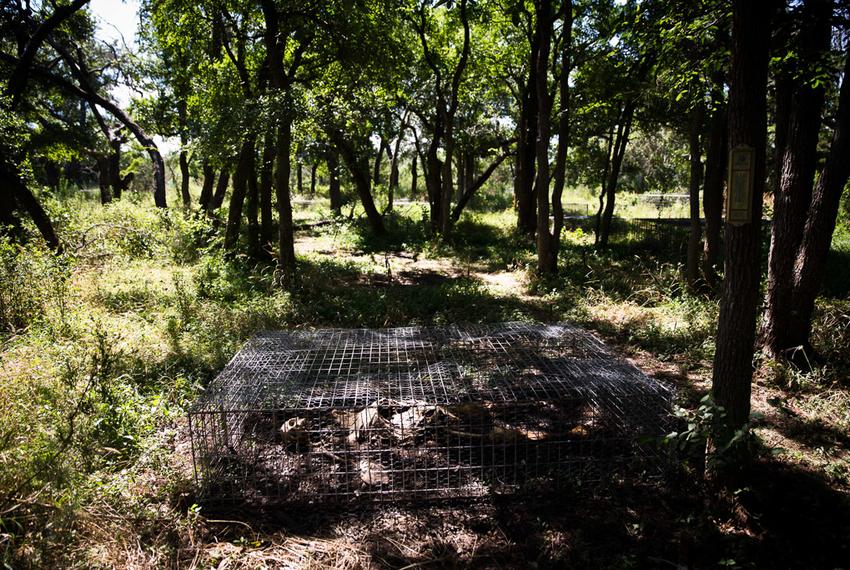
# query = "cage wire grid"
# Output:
<box><xmin>189</xmin><ymin>322</ymin><xmax>675</xmax><ymax>504</ymax></box>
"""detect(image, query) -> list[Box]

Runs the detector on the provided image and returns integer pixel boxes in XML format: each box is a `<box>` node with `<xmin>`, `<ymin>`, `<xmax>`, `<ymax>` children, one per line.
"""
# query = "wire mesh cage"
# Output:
<box><xmin>189</xmin><ymin>322</ymin><xmax>675</xmax><ymax>505</ymax></box>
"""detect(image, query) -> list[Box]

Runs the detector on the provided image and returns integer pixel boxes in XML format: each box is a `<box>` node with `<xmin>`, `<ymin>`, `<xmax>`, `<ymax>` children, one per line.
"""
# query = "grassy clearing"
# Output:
<box><xmin>1</xmin><ymin>188</ymin><xmax>849</xmax><ymax>568</ymax></box>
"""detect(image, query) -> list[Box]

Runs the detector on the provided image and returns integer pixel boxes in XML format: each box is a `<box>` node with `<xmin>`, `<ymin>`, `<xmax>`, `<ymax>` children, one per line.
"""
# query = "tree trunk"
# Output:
<box><xmin>411</xmin><ymin>153</ymin><xmax>418</xmax><ymax>198</ymax></box>
<box><xmin>224</xmin><ymin>138</ymin><xmax>255</xmax><ymax>249</ymax></box>
<box><xmin>275</xmin><ymin>120</ymin><xmax>297</xmax><ymax>286</ymax></box>
<box><xmin>787</xmin><ymin>46</ymin><xmax>850</xmax><ymax>356</ymax></box>
<box><xmin>687</xmin><ymin>104</ymin><xmax>705</xmax><ymax>291</ymax></box>
<box><xmin>599</xmin><ymin>102</ymin><xmax>635</xmax><ymax>248</ymax></box>
<box><xmin>373</xmin><ymin>138</ymin><xmax>386</xmax><ymax>187</ymax></box>
<box><xmin>309</xmin><ymin>163</ymin><xmax>317</xmax><ymax>198</ymax></box>
<box><xmin>296</xmin><ymin>161</ymin><xmax>303</xmax><ymax>196</ymax></box>
<box><xmin>208</xmin><ymin>165</ymin><xmax>230</xmax><ymax>212</ymax></box>
<box><xmin>179</xmin><ymin>148</ymin><xmax>191</xmax><ymax>208</ymax></box>
<box><xmin>546</xmin><ymin>0</ymin><xmax>572</xmax><ymax>274</ymax></box>
<box><xmin>327</xmin><ymin>149</ymin><xmax>342</xmax><ymax>215</ymax></box>
<box><xmin>711</xmin><ymin>0</ymin><xmax>772</xmax><ymax>443</ymax></box>
<box><xmin>451</xmin><ymin>152</ymin><xmax>510</xmax><ymax>222</ymax></box>
<box><xmin>199</xmin><ymin>160</ymin><xmax>216</xmax><ymax>210</ymax></box>
<box><xmin>702</xmin><ymin>100</ymin><xmax>727</xmax><ymax>289</ymax></box>
<box><xmin>97</xmin><ymin>155</ymin><xmax>112</xmax><ymax>205</ymax></box>
<box><xmin>388</xmin><ymin>136</ymin><xmax>402</xmax><ymax>211</ymax></box>
<box><xmin>336</xmin><ymin>136</ymin><xmax>385</xmax><ymax>235</ymax></box>
<box><xmin>515</xmin><ymin>38</ymin><xmax>539</xmax><ymax>237</ymax></box>
<box><xmin>534</xmin><ymin>0</ymin><xmax>554</xmax><ymax>274</ymax></box>
<box><xmin>0</xmin><ymin>161</ymin><xmax>61</xmax><ymax>251</ymax></box>
<box><xmin>246</xmin><ymin>146</ymin><xmax>260</xmax><ymax>257</ymax></box>
<box><xmin>259</xmin><ymin>129</ymin><xmax>275</xmax><ymax>247</ymax></box>
<box><xmin>763</xmin><ymin>0</ymin><xmax>831</xmax><ymax>358</ymax></box>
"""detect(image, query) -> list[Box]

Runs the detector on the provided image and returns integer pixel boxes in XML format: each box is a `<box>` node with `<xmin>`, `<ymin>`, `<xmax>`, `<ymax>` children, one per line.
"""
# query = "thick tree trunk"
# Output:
<box><xmin>224</xmin><ymin>138</ymin><xmax>255</xmax><ymax>249</ymax></box>
<box><xmin>787</xmin><ymin>47</ymin><xmax>850</xmax><ymax>355</ymax></box>
<box><xmin>259</xmin><ymin>129</ymin><xmax>275</xmax><ymax>247</ymax></box>
<box><xmin>327</xmin><ymin>149</ymin><xmax>342</xmax><ymax>215</ymax></box>
<box><xmin>763</xmin><ymin>0</ymin><xmax>831</xmax><ymax>358</ymax></box>
<box><xmin>711</xmin><ymin>0</ymin><xmax>772</xmax><ymax>439</ymax></box>
<box><xmin>199</xmin><ymin>160</ymin><xmax>216</xmax><ymax>210</ymax></box>
<box><xmin>0</xmin><ymin>162</ymin><xmax>61</xmax><ymax>250</ymax></box>
<box><xmin>208</xmin><ymin>166</ymin><xmax>230</xmax><ymax>212</ymax></box>
<box><xmin>702</xmin><ymin>100</ymin><xmax>727</xmax><ymax>289</ymax></box>
<box><xmin>97</xmin><ymin>155</ymin><xmax>112</xmax><ymax>205</ymax></box>
<box><xmin>687</xmin><ymin>105</ymin><xmax>705</xmax><ymax>291</ymax></box>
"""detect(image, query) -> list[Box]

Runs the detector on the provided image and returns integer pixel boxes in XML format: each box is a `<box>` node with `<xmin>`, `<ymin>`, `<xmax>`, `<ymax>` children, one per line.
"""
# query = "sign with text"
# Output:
<box><xmin>726</xmin><ymin>145</ymin><xmax>755</xmax><ymax>226</ymax></box>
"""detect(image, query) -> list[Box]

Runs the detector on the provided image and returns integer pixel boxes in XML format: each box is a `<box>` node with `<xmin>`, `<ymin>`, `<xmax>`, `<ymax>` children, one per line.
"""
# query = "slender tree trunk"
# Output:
<box><xmin>179</xmin><ymin>148</ymin><xmax>191</xmax><ymax>208</ymax></box>
<box><xmin>224</xmin><ymin>138</ymin><xmax>255</xmax><ymax>249</ymax></box>
<box><xmin>711</xmin><ymin>0</ymin><xmax>772</xmax><ymax>444</ymax></box>
<box><xmin>534</xmin><ymin>0</ymin><xmax>554</xmax><ymax>274</ymax></box>
<box><xmin>199</xmin><ymin>160</ymin><xmax>216</xmax><ymax>210</ymax></box>
<box><xmin>327</xmin><ymin>149</ymin><xmax>342</xmax><ymax>215</ymax></box>
<box><xmin>108</xmin><ymin>136</ymin><xmax>123</xmax><ymax>200</ymax></box>
<box><xmin>439</xmin><ymin>124</ymin><xmax>456</xmax><ymax>234</ymax></box>
<box><xmin>373</xmin><ymin>138</ymin><xmax>386</xmax><ymax>187</ymax></box>
<box><xmin>599</xmin><ymin>102</ymin><xmax>635</xmax><ymax>248</ymax></box>
<box><xmin>703</xmin><ymin>101</ymin><xmax>727</xmax><ymax>289</ymax></box>
<box><xmin>259</xmin><ymin>129</ymin><xmax>275</xmax><ymax>247</ymax></box>
<box><xmin>515</xmin><ymin>39</ymin><xmax>539</xmax><ymax>237</ymax></box>
<box><xmin>208</xmin><ymin>165</ymin><xmax>230</xmax><ymax>212</ymax></box>
<box><xmin>336</xmin><ymin>137</ymin><xmax>385</xmax><ymax>235</ymax></box>
<box><xmin>296</xmin><ymin>161</ymin><xmax>303</xmax><ymax>196</ymax></box>
<box><xmin>411</xmin><ymin>153</ymin><xmax>418</xmax><ymax>198</ymax></box>
<box><xmin>388</xmin><ymin>137</ymin><xmax>401</xmax><ymax>211</ymax></box>
<box><xmin>451</xmin><ymin>152</ymin><xmax>510</xmax><ymax>222</ymax></box>
<box><xmin>275</xmin><ymin>119</ymin><xmax>297</xmax><ymax>286</ymax></box>
<box><xmin>687</xmin><ymin>104</ymin><xmax>705</xmax><ymax>291</ymax></box>
<box><xmin>787</xmin><ymin>47</ymin><xmax>850</xmax><ymax>356</ymax></box>
<box><xmin>594</xmin><ymin>124</ymin><xmax>616</xmax><ymax>244</ymax></box>
<box><xmin>763</xmin><ymin>0</ymin><xmax>831</xmax><ymax>358</ymax></box>
<box><xmin>309</xmin><ymin>163</ymin><xmax>317</xmax><ymax>198</ymax></box>
<box><xmin>246</xmin><ymin>147</ymin><xmax>260</xmax><ymax>257</ymax></box>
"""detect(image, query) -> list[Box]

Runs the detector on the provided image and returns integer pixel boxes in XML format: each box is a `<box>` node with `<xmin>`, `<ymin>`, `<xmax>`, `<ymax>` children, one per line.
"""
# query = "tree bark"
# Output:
<box><xmin>199</xmin><ymin>160</ymin><xmax>216</xmax><ymax>211</ymax></box>
<box><xmin>275</xmin><ymin>120</ymin><xmax>297</xmax><ymax>286</ymax></box>
<box><xmin>309</xmin><ymin>163</ymin><xmax>317</xmax><ymax>198</ymax></box>
<box><xmin>259</xmin><ymin>129</ymin><xmax>275</xmax><ymax>247</ymax></box>
<box><xmin>97</xmin><ymin>155</ymin><xmax>112</xmax><ymax>205</ymax></box>
<box><xmin>411</xmin><ymin>152</ymin><xmax>418</xmax><ymax>198</ymax></box>
<box><xmin>208</xmin><ymin>166</ymin><xmax>230</xmax><ymax>212</ymax></box>
<box><xmin>335</xmin><ymin>135</ymin><xmax>385</xmax><ymax>235</ymax></box>
<box><xmin>686</xmin><ymin>104</ymin><xmax>705</xmax><ymax>291</ymax></box>
<box><xmin>787</xmin><ymin>46</ymin><xmax>850</xmax><ymax>355</ymax></box>
<box><xmin>533</xmin><ymin>0</ymin><xmax>554</xmax><ymax>274</ymax></box>
<box><xmin>179</xmin><ymin>149</ymin><xmax>191</xmax><ymax>208</ymax></box>
<box><xmin>388</xmin><ymin>136</ymin><xmax>402</xmax><ymax>211</ymax></box>
<box><xmin>711</xmin><ymin>0</ymin><xmax>772</xmax><ymax>439</ymax></box>
<box><xmin>702</xmin><ymin>100</ymin><xmax>727</xmax><ymax>289</ymax></box>
<box><xmin>327</xmin><ymin>148</ymin><xmax>342</xmax><ymax>215</ymax></box>
<box><xmin>246</xmin><ymin>146</ymin><xmax>260</xmax><ymax>257</ymax></box>
<box><xmin>0</xmin><ymin>161</ymin><xmax>61</xmax><ymax>251</ymax></box>
<box><xmin>515</xmin><ymin>33</ymin><xmax>539</xmax><ymax>237</ymax></box>
<box><xmin>296</xmin><ymin>161</ymin><xmax>304</xmax><ymax>196</ymax></box>
<box><xmin>599</xmin><ymin>101</ymin><xmax>635</xmax><ymax>248</ymax></box>
<box><xmin>224</xmin><ymin>138</ymin><xmax>255</xmax><ymax>249</ymax></box>
<box><xmin>763</xmin><ymin>0</ymin><xmax>831</xmax><ymax>358</ymax></box>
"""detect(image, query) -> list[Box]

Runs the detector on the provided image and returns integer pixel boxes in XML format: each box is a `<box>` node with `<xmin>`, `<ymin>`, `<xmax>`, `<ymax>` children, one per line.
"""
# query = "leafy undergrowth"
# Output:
<box><xmin>1</xmin><ymin>193</ymin><xmax>849</xmax><ymax>568</ymax></box>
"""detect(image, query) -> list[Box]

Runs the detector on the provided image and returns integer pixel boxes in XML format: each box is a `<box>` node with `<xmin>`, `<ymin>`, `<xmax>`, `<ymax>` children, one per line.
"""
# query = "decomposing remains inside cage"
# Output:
<box><xmin>189</xmin><ymin>322</ymin><xmax>674</xmax><ymax>504</ymax></box>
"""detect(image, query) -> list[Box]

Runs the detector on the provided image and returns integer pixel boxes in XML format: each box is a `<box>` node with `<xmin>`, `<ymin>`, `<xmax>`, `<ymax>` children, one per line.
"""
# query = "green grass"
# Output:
<box><xmin>1</xmin><ymin>185</ymin><xmax>849</xmax><ymax>567</ymax></box>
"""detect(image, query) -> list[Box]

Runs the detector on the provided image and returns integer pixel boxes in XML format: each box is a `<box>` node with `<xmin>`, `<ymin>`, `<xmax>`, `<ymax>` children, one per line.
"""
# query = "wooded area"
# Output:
<box><xmin>2</xmin><ymin>0</ymin><xmax>850</xmax><ymax>567</ymax></box>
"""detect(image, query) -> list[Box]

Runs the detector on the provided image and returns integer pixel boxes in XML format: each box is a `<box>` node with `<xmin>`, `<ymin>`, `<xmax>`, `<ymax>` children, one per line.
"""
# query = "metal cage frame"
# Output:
<box><xmin>189</xmin><ymin>322</ymin><xmax>674</xmax><ymax>505</ymax></box>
